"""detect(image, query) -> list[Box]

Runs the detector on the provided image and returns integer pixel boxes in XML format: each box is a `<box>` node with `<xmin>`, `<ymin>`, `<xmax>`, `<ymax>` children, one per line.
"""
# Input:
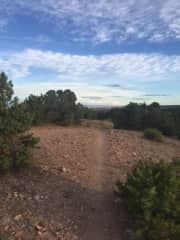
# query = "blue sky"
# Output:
<box><xmin>0</xmin><ymin>0</ymin><xmax>180</xmax><ymax>106</ymax></box>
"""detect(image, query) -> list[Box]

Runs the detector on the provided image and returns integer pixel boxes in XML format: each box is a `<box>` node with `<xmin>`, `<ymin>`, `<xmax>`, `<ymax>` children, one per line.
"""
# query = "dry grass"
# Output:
<box><xmin>81</xmin><ymin>119</ymin><xmax>113</xmax><ymax>129</ymax></box>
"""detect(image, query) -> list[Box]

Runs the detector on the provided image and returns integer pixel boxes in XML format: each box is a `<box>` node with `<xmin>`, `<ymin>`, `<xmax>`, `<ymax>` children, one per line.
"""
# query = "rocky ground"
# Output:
<box><xmin>0</xmin><ymin>123</ymin><xmax>180</xmax><ymax>240</ymax></box>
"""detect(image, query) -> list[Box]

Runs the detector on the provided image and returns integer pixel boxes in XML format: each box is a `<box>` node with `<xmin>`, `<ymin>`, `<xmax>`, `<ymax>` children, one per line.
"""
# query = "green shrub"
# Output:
<box><xmin>116</xmin><ymin>160</ymin><xmax>180</xmax><ymax>240</ymax></box>
<box><xmin>111</xmin><ymin>102</ymin><xmax>180</xmax><ymax>138</ymax></box>
<box><xmin>0</xmin><ymin>72</ymin><xmax>39</xmax><ymax>170</ymax></box>
<box><xmin>25</xmin><ymin>90</ymin><xmax>84</xmax><ymax>126</ymax></box>
<box><xmin>144</xmin><ymin>128</ymin><xmax>164</xmax><ymax>142</ymax></box>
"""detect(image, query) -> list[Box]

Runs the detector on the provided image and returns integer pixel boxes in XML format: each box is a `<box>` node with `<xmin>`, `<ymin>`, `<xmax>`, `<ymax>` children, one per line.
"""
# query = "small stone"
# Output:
<box><xmin>40</xmin><ymin>195</ymin><xmax>44</xmax><ymax>200</ymax></box>
<box><xmin>34</xmin><ymin>195</ymin><xmax>40</xmax><ymax>201</ymax></box>
<box><xmin>14</xmin><ymin>214</ymin><xmax>22</xmax><ymax>221</ymax></box>
<box><xmin>60</xmin><ymin>166</ymin><xmax>67</xmax><ymax>173</ymax></box>
<box><xmin>4</xmin><ymin>225</ymin><xmax>9</xmax><ymax>231</ymax></box>
<box><xmin>63</xmin><ymin>154</ymin><xmax>69</xmax><ymax>159</ymax></box>
<box><xmin>35</xmin><ymin>223</ymin><xmax>46</xmax><ymax>232</ymax></box>
<box><xmin>132</xmin><ymin>152</ymin><xmax>137</xmax><ymax>157</ymax></box>
<box><xmin>14</xmin><ymin>192</ymin><xmax>18</xmax><ymax>198</ymax></box>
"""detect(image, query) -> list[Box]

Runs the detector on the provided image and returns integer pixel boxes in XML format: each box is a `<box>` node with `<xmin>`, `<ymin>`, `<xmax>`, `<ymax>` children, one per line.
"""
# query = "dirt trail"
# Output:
<box><xmin>1</xmin><ymin>125</ymin><xmax>179</xmax><ymax>239</ymax></box>
<box><xmin>83</xmin><ymin>130</ymin><xmax>123</xmax><ymax>240</ymax></box>
<box><xmin>31</xmin><ymin>126</ymin><xmax>126</xmax><ymax>240</ymax></box>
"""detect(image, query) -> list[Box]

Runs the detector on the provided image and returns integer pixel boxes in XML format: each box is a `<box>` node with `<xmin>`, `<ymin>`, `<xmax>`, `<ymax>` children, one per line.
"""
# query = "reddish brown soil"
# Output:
<box><xmin>0</xmin><ymin>124</ymin><xmax>180</xmax><ymax>240</ymax></box>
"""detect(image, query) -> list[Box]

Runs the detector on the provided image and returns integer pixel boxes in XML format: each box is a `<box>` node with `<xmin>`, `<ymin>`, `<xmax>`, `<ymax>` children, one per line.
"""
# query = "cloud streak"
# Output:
<box><xmin>143</xmin><ymin>94</ymin><xmax>170</xmax><ymax>97</ymax></box>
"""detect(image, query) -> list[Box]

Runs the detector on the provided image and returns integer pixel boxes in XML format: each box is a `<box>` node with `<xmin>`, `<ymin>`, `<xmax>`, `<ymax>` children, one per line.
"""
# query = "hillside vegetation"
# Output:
<box><xmin>0</xmin><ymin>73</ymin><xmax>39</xmax><ymax>170</ymax></box>
<box><xmin>25</xmin><ymin>90</ymin><xmax>84</xmax><ymax>126</ymax></box>
<box><xmin>93</xmin><ymin>103</ymin><xmax>180</xmax><ymax>138</ymax></box>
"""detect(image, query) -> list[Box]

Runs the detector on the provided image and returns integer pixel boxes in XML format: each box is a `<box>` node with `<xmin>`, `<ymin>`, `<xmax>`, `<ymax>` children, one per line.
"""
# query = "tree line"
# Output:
<box><xmin>0</xmin><ymin>72</ymin><xmax>180</xmax><ymax>170</ymax></box>
<box><xmin>96</xmin><ymin>102</ymin><xmax>180</xmax><ymax>138</ymax></box>
<box><xmin>25</xmin><ymin>90</ymin><xmax>84</xmax><ymax>125</ymax></box>
<box><xmin>24</xmin><ymin>92</ymin><xmax>100</xmax><ymax>125</ymax></box>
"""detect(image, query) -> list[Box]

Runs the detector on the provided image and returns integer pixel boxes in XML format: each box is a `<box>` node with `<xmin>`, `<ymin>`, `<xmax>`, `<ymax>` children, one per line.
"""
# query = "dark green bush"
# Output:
<box><xmin>25</xmin><ymin>90</ymin><xmax>86</xmax><ymax>126</ymax></box>
<box><xmin>110</xmin><ymin>102</ymin><xmax>180</xmax><ymax>138</ymax></box>
<box><xmin>144</xmin><ymin>128</ymin><xmax>164</xmax><ymax>142</ymax></box>
<box><xmin>116</xmin><ymin>160</ymin><xmax>180</xmax><ymax>240</ymax></box>
<box><xmin>0</xmin><ymin>72</ymin><xmax>39</xmax><ymax>170</ymax></box>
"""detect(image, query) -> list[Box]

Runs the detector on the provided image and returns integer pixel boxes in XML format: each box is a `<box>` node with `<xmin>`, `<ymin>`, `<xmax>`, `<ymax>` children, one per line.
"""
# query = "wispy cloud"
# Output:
<box><xmin>0</xmin><ymin>34</ymin><xmax>51</xmax><ymax>44</ymax></box>
<box><xmin>104</xmin><ymin>84</ymin><xmax>122</xmax><ymax>88</ymax></box>
<box><xmin>0</xmin><ymin>48</ymin><xmax>179</xmax><ymax>104</ymax></box>
<box><xmin>143</xmin><ymin>94</ymin><xmax>170</xmax><ymax>97</ymax></box>
<box><xmin>111</xmin><ymin>96</ymin><xmax>124</xmax><ymax>99</ymax></box>
<box><xmin>1</xmin><ymin>49</ymin><xmax>180</xmax><ymax>80</ymax></box>
<box><xmin>1</xmin><ymin>1</ymin><xmax>180</xmax><ymax>43</ymax></box>
<box><xmin>82</xmin><ymin>96</ymin><xmax>103</xmax><ymax>100</ymax></box>
<box><xmin>132</xmin><ymin>97</ymin><xmax>146</xmax><ymax>101</ymax></box>
<box><xmin>104</xmin><ymin>84</ymin><xmax>134</xmax><ymax>90</ymax></box>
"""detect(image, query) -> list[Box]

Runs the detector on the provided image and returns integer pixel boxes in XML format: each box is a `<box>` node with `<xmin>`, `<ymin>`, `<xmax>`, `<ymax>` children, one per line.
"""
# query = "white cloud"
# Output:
<box><xmin>126</xmin><ymin>27</ymin><xmax>137</xmax><ymax>34</ymax></box>
<box><xmin>0</xmin><ymin>48</ymin><xmax>179</xmax><ymax>105</ymax></box>
<box><xmin>1</xmin><ymin>49</ymin><xmax>180</xmax><ymax>81</ymax></box>
<box><xmin>94</xmin><ymin>27</ymin><xmax>113</xmax><ymax>43</ymax></box>
<box><xmin>0</xmin><ymin>0</ymin><xmax>180</xmax><ymax>43</ymax></box>
<box><xmin>160</xmin><ymin>0</ymin><xmax>180</xmax><ymax>40</ymax></box>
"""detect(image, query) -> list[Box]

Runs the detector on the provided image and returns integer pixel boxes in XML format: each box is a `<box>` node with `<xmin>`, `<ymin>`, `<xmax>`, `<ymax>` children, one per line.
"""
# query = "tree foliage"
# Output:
<box><xmin>0</xmin><ymin>72</ymin><xmax>39</xmax><ymax>169</ymax></box>
<box><xmin>25</xmin><ymin>90</ymin><xmax>86</xmax><ymax>125</ymax></box>
<box><xmin>110</xmin><ymin>102</ymin><xmax>180</xmax><ymax>137</ymax></box>
<box><xmin>116</xmin><ymin>160</ymin><xmax>180</xmax><ymax>240</ymax></box>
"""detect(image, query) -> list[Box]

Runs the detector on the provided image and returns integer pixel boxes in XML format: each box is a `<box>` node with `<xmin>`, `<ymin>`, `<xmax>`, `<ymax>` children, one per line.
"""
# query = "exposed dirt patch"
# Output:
<box><xmin>109</xmin><ymin>129</ymin><xmax>180</xmax><ymax>183</ymax></box>
<box><xmin>0</xmin><ymin>124</ymin><xmax>180</xmax><ymax>239</ymax></box>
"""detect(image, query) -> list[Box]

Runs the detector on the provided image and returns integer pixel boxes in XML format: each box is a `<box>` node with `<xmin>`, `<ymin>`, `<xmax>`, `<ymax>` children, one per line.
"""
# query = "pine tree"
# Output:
<box><xmin>0</xmin><ymin>72</ymin><xmax>39</xmax><ymax>169</ymax></box>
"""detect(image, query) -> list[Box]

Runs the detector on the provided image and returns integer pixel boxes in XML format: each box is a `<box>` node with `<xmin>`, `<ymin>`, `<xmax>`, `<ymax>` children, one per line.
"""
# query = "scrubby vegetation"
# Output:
<box><xmin>116</xmin><ymin>160</ymin><xmax>180</xmax><ymax>240</ymax></box>
<box><xmin>95</xmin><ymin>102</ymin><xmax>180</xmax><ymax>138</ymax></box>
<box><xmin>24</xmin><ymin>90</ymin><xmax>86</xmax><ymax>126</ymax></box>
<box><xmin>0</xmin><ymin>72</ymin><xmax>39</xmax><ymax>169</ymax></box>
<box><xmin>5</xmin><ymin>74</ymin><xmax>179</xmax><ymax>137</ymax></box>
<box><xmin>24</xmin><ymin>90</ymin><xmax>96</xmax><ymax>126</ymax></box>
<box><xmin>144</xmin><ymin>128</ymin><xmax>164</xmax><ymax>142</ymax></box>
